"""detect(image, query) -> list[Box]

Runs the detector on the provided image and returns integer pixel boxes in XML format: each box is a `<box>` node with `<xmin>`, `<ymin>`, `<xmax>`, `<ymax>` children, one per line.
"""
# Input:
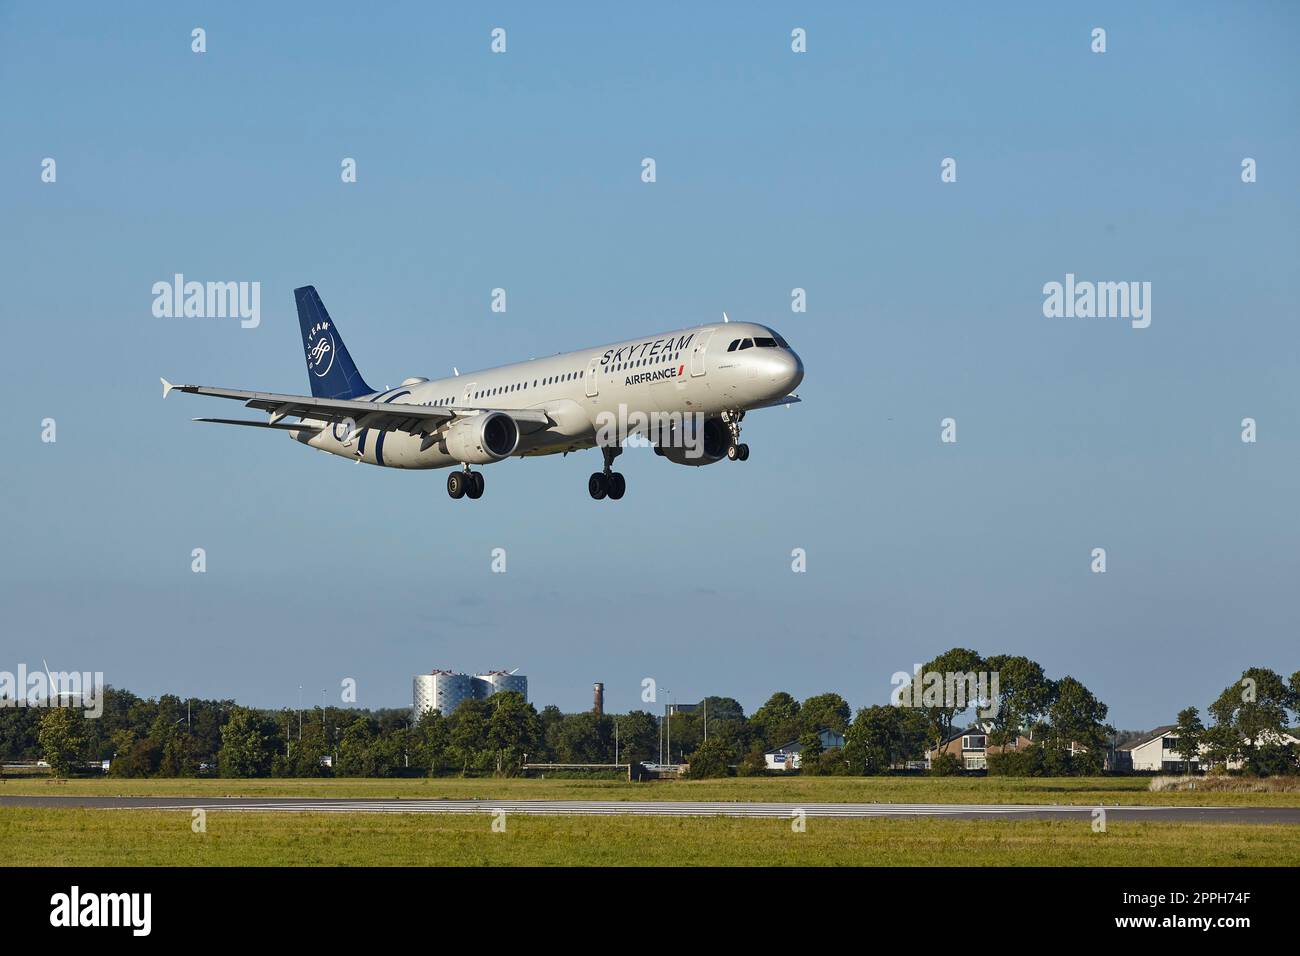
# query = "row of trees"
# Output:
<box><xmin>13</xmin><ymin>657</ymin><xmax>1295</xmax><ymax>779</ymax></box>
<box><xmin>1170</xmin><ymin>667</ymin><xmax>1300</xmax><ymax>775</ymax></box>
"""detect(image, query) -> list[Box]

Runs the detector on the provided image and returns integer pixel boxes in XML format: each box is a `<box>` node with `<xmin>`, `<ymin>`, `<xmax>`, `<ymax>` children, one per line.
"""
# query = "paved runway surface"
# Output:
<box><xmin>3</xmin><ymin>796</ymin><xmax>1298</xmax><ymax>823</ymax></box>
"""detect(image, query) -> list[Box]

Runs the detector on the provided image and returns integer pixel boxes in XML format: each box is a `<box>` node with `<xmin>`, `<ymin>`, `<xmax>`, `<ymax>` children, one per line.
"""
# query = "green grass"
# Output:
<box><xmin>4</xmin><ymin>774</ymin><xmax>1300</xmax><ymax>806</ymax></box>
<box><xmin>2</xmin><ymin>808</ymin><xmax>1297</xmax><ymax>866</ymax></box>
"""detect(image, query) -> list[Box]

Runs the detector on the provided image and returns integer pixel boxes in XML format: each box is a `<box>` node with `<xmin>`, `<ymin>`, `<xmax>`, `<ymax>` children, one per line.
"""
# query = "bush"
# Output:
<box><xmin>1243</xmin><ymin>743</ymin><xmax>1300</xmax><ymax>777</ymax></box>
<box><xmin>930</xmin><ymin>752</ymin><xmax>963</xmax><ymax>776</ymax></box>
<box><xmin>988</xmin><ymin>745</ymin><xmax>1046</xmax><ymax>777</ymax></box>
<box><xmin>684</xmin><ymin>738</ymin><xmax>735</xmax><ymax>779</ymax></box>
<box><xmin>735</xmin><ymin>746</ymin><xmax>767</xmax><ymax>777</ymax></box>
<box><xmin>814</xmin><ymin>747</ymin><xmax>852</xmax><ymax>776</ymax></box>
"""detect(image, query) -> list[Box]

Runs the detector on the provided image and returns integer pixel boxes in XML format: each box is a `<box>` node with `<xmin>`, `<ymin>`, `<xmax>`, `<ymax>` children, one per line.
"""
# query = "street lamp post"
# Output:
<box><xmin>665</xmin><ymin>690</ymin><xmax>672</xmax><ymax>768</ymax></box>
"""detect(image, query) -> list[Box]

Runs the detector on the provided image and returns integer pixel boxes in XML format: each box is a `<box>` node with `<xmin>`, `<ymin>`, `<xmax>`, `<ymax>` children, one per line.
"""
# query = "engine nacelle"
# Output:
<box><xmin>652</xmin><ymin>416</ymin><xmax>728</xmax><ymax>467</ymax></box>
<box><xmin>442</xmin><ymin>412</ymin><xmax>520</xmax><ymax>464</ymax></box>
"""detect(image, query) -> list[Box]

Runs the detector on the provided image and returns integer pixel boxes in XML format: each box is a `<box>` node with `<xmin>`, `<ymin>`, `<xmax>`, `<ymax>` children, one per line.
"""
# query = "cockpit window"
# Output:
<box><xmin>754</xmin><ymin>337</ymin><xmax>777</xmax><ymax>348</ymax></box>
<box><xmin>738</xmin><ymin>338</ymin><xmax>754</xmax><ymax>350</ymax></box>
<box><xmin>727</xmin><ymin>339</ymin><xmax>740</xmax><ymax>352</ymax></box>
<box><xmin>773</xmin><ymin>333</ymin><xmax>789</xmax><ymax>349</ymax></box>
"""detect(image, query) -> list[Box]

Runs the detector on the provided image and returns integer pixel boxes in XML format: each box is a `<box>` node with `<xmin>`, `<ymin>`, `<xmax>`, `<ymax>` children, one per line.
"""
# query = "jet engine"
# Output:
<box><xmin>652</xmin><ymin>416</ymin><xmax>728</xmax><ymax>467</ymax></box>
<box><xmin>442</xmin><ymin>412</ymin><xmax>520</xmax><ymax>464</ymax></box>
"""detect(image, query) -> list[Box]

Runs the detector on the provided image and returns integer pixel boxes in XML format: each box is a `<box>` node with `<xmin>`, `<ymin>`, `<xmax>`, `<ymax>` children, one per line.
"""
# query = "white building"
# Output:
<box><xmin>1117</xmin><ymin>725</ymin><xmax>1300</xmax><ymax>772</ymax></box>
<box><xmin>764</xmin><ymin>728</ymin><xmax>846</xmax><ymax>771</ymax></box>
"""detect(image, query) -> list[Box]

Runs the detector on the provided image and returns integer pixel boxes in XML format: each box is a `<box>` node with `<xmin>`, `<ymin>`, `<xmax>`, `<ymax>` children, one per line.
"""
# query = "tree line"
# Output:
<box><xmin>8</xmin><ymin>653</ymin><xmax>1297</xmax><ymax>779</ymax></box>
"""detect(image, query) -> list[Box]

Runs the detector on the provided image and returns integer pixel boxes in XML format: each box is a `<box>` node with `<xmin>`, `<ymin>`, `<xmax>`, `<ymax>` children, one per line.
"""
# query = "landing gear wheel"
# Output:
<box><xmin>737</xmin><ymin>443</ymin><xmax>749</xmax><ymax>461</ymax></box>
<box><xmin>607</xmin><ymin>472</ymin><xmax>626</xmax><ymax>500</ymax></box>
<box><xmin>447</xmin><ymin>471</ymin><xmax>467</xmax><ymax>499</ymax></box>
<box><xmin>466</xmin><ymin>471</ymin><xmax>485</xmax><ymax>499</ymax></box>
<box><xmin>588</xmin><ymin>472</ymin><xmax>608</xmax><ymax>500</ymax></box>
<box><xmin>727</xmin><ymin>444</ymin><xmax>740</xmax><ymax>461</ymax></box>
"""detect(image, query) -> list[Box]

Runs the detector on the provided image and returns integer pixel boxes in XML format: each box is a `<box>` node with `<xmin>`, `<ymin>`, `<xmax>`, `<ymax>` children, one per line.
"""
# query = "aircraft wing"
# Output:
<box><xmin>160</xmin><ymin>379</ymin><xmax>552</xmax><ymax>438</ymax></box>
<box><xmin>747</xmin><ymin>393</ymin><xmax>801</xmax><ymax>411</ymax></box>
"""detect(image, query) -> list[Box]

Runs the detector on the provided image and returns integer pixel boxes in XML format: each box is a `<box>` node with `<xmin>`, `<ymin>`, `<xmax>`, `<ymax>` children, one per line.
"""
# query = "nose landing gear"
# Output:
<box><xmin>723</xmin><ymin>409</ymin><xmax>750</xmax><ymax>461</ymax></box>
<box><xmin>589</xmin><ymin>446</ymin><xmax>626</xmax><ymax>500</ymax></box>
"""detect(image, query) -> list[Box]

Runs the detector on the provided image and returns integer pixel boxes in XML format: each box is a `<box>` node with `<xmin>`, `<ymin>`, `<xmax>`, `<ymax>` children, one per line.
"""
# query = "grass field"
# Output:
<box><xmin>4</xmin><ymin>774</ymin><xmax>1300</xmax><ymax>806</ymax></box>
<box><xmin>3</xmin><ymin>807</ymin><xmax>1297</xmax><ymax>866</ymax></box>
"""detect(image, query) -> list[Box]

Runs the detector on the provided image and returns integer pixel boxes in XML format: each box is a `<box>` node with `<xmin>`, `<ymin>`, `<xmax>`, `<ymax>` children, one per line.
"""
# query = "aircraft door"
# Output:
<box><xmin>690</xmin><ymin>330</ymin><xmax>714</xmax><ymax>377</ymax></box>
<box><xmin>585</xmin><ymin>357</ymin><xmax>599</xmax><ymax>397</ymax></box>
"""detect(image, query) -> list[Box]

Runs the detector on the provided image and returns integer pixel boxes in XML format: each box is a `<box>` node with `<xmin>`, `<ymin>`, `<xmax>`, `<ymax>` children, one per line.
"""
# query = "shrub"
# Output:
<box><xmin>930</xmin><ymin>752</ymin><xmax>963</xmax><ymax>776</ymax></box>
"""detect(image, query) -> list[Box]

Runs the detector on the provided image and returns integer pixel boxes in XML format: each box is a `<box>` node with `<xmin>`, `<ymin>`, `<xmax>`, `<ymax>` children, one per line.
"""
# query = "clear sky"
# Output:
<box><xmin>2</xmin><ymin>2</ymin><xmax>1297</xmax><ymax>729</ymax></box>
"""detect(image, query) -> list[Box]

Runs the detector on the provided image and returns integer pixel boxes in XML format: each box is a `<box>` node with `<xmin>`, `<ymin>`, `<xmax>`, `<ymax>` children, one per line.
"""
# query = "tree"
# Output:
<box><xmin>613</xmin><ymin>711</ymin><xmax>660</xmax><ymax>764</ymax></box>
<box><xmin>38</xmin><ymin>708</ymin><xmax>87</xmax><ymax>776</ymax></box>
<box><xmin>1044</xmin><ymin>676</ymin><xmax>1110</xmax><ymax>773</ymax></box>
<box><xmin>685</xmin><ymin>736</ymin><xmax>734</xmax><ymax>779</ymax></box>
<box><xmin>797</xmin><ymin>730</ymin><xmax>824</xmax><ymax>772</ymax></box>
<box><xmin>217</xmin><ymin>707</ymin><xmax>274</xmax><ymax>777</ymax></box>
<box><xmin>1173</xmin><ymin>707</ymin><xmax>1205</xmax><ymax>774</ymax></box>
<box><xmin>1208</xmin><ymin>667</ymin><xmax>1293</xmax><ymax>766</ymax></box>
<box><xmin>486</xmin><ymin>692</ymin><xmax>541</xmax><ymax>775</ymax></box>
<box><xmin>918</xmin><ymin>647</ymin><xmax>985</xmax><ymax>754</ymax></box>
<box><xmin>845</xmin><ymin>705</ymin><xmax>927</xmax><ymax>774</ymax></box>
<box><xmin>335</xmin><ymin>715</ymin><xmax>379</xmax><ymax>776</ymax></box>
<box><xmin>158</xmin><ymin>733</ymin><xmax>201</xmax><ymax>777</ymax></box>
<box><xmin>448</xmin><ymin>699</ymin><xmax>492</xmax><ymax>774</ymax></box>
<box><xmin>982</xmin><ymin>655</ymin><xmax>1054</xmax><ymax>745</ymax></box>
<box><xmin>412</xmin><ymin>709</ymin><xmax>449</xmax><ymax>774</ymax></box>
<box><xmin>814</xmin><ymin>747</ymin><xmax>851</xmax><ymax>776</ymax></box>
<box><xmin>548</xmin><ymin>712</ymin><xmax>614</xmax><ymax>764</ymax></box>
<box><xmin>799</xmin><ymin>693</ymin><xmax>851</xmax><ymax>735</ymax></box>
<box><xmin>735</xmin><ymin>744</ymin><xmax>768</xmax><ymax>777</ymax></box>
<box><xmin>750</xmin><ymin>692</ymin><xmax>801</xmax><ymax>749</ymax></box>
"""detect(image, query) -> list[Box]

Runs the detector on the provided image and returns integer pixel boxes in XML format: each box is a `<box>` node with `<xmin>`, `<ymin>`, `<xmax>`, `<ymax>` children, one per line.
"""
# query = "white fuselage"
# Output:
<box><xmin>294</xmin><ymin>321</ymin><xmax>803</xmax><ymax>469</ymax></box>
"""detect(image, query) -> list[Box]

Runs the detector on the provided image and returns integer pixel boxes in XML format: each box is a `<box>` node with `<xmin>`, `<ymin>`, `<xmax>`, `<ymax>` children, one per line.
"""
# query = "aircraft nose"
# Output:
<box><xmin>772</xmin><ymin>350</ymin><xmax>803</xmax><ymax>394</ymax></box>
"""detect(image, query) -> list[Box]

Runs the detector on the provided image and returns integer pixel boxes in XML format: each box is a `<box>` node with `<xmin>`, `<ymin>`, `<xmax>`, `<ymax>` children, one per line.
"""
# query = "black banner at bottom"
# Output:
<box><xmin>4</xmin><ymin>866</ymin><xmax>1285</xmax><ymax>940</ymax></box>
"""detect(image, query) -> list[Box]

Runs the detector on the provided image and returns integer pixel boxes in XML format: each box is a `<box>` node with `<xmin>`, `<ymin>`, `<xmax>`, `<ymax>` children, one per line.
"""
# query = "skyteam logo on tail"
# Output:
<box><xmin>306</xmin><ymin>322</ymin><xmax>336</xmax><ymax>377</ymax></box>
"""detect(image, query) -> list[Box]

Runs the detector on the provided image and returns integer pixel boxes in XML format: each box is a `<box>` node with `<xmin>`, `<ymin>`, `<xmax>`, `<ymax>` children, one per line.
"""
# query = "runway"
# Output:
<box><xmin>3</xmin><ymin>796</ymin><xmax>1297</xmax><ymax>823</ymax></box>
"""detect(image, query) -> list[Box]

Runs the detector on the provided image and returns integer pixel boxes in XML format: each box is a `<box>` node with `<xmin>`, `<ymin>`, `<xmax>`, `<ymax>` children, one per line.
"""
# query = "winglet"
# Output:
<box><xmin>722</xmin><ymin>311</ymin><xmax>730</xmax><ymax>323</ymax></box>
<box><xmin>161</xmin><ymin>377</ymin><xmax>174</xmax><ymax>398</ymax></box>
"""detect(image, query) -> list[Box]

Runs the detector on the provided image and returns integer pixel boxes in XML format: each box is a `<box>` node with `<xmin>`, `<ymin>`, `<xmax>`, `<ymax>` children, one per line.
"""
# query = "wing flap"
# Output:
<box><xmin>194</xmin><ymin>418</ymin><xmax>323</xmax><ymax>433</ymax></box>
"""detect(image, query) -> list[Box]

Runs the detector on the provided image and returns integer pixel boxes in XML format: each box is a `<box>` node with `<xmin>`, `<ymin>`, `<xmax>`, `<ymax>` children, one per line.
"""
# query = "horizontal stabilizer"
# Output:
<box><xmin>193</xmin><ymin>417</ymin><xmax>322</xmax><ymax>433</ymax></box>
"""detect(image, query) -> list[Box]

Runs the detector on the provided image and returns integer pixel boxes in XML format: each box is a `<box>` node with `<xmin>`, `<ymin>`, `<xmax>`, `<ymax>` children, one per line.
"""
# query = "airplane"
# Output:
<box><xmin>162</xmin><ymin>286</ymin><xmax>804</xmax><ymax>500</ymax></box>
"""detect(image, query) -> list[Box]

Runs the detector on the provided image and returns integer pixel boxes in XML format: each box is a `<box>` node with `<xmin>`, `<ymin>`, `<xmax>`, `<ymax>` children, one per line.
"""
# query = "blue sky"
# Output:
<box><xmin>2</xmin><ymin>2</ymin><xmax>1298</xmax><ymax>729</ymax></box>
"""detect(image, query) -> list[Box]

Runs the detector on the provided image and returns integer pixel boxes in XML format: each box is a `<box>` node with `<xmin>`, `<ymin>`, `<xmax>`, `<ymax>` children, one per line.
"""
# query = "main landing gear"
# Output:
<box><xmin>447</xmin><ymin>465</ymin><xmax>485</xmax><ymax>500</ymax></box>
<box><xmin>589</xmin><ymin>446</ymin><xmax>626</xmax><ymax>501</ymax></box>
<box><xmin>723</xmin><ymin>409</ymin><xmax>750</xmax><ymax>461</ymax></box>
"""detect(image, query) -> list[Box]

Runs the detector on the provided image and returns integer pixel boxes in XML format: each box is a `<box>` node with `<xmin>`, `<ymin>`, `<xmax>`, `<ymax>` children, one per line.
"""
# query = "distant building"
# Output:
<box><xmin>764</xmin><ymin>728</ymin><xmax>846</xmax><ymax>771</ymax></box>
<box><xmin>1116</xmin><ymin>725</ymin><xmax>1300</xmax><ymax>773</ymax></box>
<box><xmin>412</xmin><ymin>669</ymin><xmax>527</xmax><ymax>720</ymax></box>
<box><xmin>474</xmin><ymin>670</ymin><xmax>528</xmax><ymax>700</ymax></box>
<box><xmin>925</xmin><ymin>730</ymin><xmax>1034</xmax><ymax>771</ymax></box>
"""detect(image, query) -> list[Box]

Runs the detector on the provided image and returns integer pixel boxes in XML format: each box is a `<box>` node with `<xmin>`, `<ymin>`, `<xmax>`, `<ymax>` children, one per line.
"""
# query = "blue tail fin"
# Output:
<box><xmin>295</xmin><ymin>286</ymin><xmax>374</xmax><ymax>400</ymax></box>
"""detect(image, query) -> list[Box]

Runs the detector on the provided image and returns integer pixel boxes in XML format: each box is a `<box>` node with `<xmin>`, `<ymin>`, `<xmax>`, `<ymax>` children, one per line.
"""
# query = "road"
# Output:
<box><xmin>2</xmin><ymin>796</ymin><xmax>1298</xmax><ymax>823</ymax></box>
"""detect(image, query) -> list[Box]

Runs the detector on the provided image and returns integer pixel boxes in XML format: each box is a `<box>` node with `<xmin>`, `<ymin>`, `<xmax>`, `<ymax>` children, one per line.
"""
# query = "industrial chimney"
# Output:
<box><xmin>592</xmin><ymin>682</ymin><xmax>605</xmax><ymax>716</ymax></box>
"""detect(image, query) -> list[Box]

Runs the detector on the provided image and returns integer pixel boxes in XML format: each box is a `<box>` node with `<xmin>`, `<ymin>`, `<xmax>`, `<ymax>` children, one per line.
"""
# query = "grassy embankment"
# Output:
<box><xmin>4</xmin><ymin>773</ymin><xmax>1300</xmax><ymax>806</ymax></box>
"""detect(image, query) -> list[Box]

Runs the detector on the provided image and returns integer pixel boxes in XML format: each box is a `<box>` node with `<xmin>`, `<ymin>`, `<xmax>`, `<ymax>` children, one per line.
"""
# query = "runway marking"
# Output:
<box><xmin>5</xmin><ymin>795</ymin><xmax>1289</xmax><ymax>822</ymax></box>
<box><xmin>101</xmin><ymin>799</ymin><xmax>1259</xmax><ymax>820</ymax></box>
